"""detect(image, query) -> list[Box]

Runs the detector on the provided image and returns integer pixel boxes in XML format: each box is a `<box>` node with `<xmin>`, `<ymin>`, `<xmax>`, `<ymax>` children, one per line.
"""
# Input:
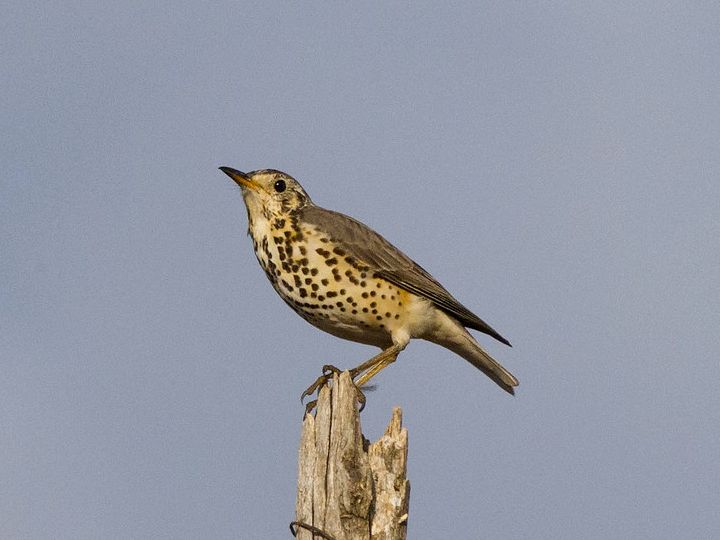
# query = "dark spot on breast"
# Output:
<box><xmin>318</xmin><ymin>295</ymin><xmax>325</xmax><ymax>301</ymax></box>
<box><xmin>321</xmin><ymin>278</ymin><xmax>329</xmax><ymax>286</ymax></box>
<box><xmin>326</xmin><ymin>291</ymin><xmax>337</xmax><ymax>298</ymax></box>
<box><xmin>299</xmin><ymin>288</ymin><xmax>307</xmax><ymax>298</ymax></box>
<box><xmin>370</xmin><ymin>302</ymin><xmax>377</xmax><ymax>308</ymax></box>
<box><xmin>273</xmin><ymin>236</ymin><xmax>283</xmax><ymax>245</ymax></box>
<box><xmin>310</xmin><ymin>268</ymin><xmax>319</xmax><ymax>276</ymax></box>
<box><xmin>325</xmin><ymin>257</ymin><xmax>337</xmax><ymax>266</ymax></box>
<box><xmin>360</xmin><ymin>281</ymin><xmax>367</xmax><ymax>287</ymax></box>
<box><xmin>299</xmin><ymin>245</ymin><xmax>307</xmax><ymax>256</ymax></box>
<box><xmin>332</xmin><ymin>247</ymin><xmax>345</xmax><ymax>256</ymax></box>
<box><xmin>370</xmin><ymin>291</ymin><xmax>376</xmax><ymax>297</ymax></box>
<box><xmin>305</xmin><ymin>278</ymin><xmax>312</xmax><ymax>285</ymax></box>
<box><xmin>311</xmin><ymin>283</ymin><xmax>319</xmax><ymax>291</ymax></box>
<box><xmin>293</xmin><ymin>275</ymin><xmax>302</xmax><ymax>287</ymax></box>
<box><xmin>316</xmin><ymin>248</ymin><xmax>330</xmax><ymax>258</ymax></box>
<box><xmin>361</xmin><ymin>292</ymin><xmax>369</xmax><ymax>299</ymax></box>
<box><xmin>273</xmin><ymin>218</ymin><xmax>285</xmax><ymax>229</ymax></box>
<box><xmin>281</xmin><ymin>280</ymin><xmax>293</xmax><ymax>291</ymax></box>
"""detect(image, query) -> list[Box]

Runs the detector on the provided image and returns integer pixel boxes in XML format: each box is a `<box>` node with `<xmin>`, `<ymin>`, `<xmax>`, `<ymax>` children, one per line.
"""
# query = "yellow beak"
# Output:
<box><xmin>219</xmin><ymin>166</ymin><xmax>261</xmax><ymax>192</ymax></box>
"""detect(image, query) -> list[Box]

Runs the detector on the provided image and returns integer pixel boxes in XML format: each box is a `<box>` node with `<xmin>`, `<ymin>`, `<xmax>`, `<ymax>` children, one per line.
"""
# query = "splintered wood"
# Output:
<box><xmin>294</xmin><ymin>372</ymin><xmax>410</xmax><ymax>540</ymax></box>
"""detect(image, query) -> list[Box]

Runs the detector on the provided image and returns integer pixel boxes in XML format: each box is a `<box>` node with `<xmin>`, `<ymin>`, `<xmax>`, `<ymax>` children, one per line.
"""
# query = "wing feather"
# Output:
<box><xmin>300</xmin><ymin>205</ymin><xmax>511</xmax><ymax>346</ymax></box>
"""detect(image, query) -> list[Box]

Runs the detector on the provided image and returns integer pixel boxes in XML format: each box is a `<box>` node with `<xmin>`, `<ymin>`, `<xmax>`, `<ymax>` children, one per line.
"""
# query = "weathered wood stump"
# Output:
<box><xmin>293</xmin><ymin>371</ymin><xmax>410</xmax><ymax>540</ymax></box>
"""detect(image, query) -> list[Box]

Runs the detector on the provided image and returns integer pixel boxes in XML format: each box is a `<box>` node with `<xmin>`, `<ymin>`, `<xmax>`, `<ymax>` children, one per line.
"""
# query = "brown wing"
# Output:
<box><xmin>300</xmin><ymin>205</ymin><xmax>511</xmax><ymax>346</ymax></box>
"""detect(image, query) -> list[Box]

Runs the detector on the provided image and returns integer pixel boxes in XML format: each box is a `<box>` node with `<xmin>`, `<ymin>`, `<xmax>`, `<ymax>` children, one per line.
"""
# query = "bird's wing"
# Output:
<box><xmin>300</xmin><ymin>205</ymin><xmax>511</xmax><ymax>346</ymax></box>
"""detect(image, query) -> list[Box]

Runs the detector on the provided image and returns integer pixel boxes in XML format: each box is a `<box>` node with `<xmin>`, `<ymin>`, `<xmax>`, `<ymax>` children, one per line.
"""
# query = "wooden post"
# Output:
<box><xmin>293</xmin><ymin>371</ymin><xmax>410</xmax><ymax>540</ymax></box>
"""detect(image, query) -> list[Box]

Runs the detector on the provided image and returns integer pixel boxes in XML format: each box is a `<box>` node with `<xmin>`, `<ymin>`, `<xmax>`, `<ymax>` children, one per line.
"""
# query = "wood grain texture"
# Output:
<box><xmin>295</xmin><ymin>372</ymin><xmax>409</xmax><ymax>540</ymax></box>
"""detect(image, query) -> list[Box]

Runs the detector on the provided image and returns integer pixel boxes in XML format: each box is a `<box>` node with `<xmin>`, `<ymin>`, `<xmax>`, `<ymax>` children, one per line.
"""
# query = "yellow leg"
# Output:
<box><xmin>353</xmin><ymin>343</ymin><xmax>403</xmax><ymax>387</ymax></box>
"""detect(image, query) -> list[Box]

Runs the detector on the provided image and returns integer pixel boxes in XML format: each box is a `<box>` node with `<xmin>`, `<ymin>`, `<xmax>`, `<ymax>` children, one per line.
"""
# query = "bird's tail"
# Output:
<box><xmin>439</xmin><ymin>330</ymin><xmax>519</xmax><ymax>395</ymax></box>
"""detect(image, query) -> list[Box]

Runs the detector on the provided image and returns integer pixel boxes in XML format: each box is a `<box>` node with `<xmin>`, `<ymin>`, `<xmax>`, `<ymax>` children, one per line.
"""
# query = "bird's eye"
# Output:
<box><xmin>274</xmin><ymin>179</ymin><xmax>286</xmax><ymax>193</ymax></box>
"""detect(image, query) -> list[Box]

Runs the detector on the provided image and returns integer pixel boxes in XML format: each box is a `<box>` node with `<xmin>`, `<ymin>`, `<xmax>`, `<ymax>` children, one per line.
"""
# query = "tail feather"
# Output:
<box><xmin>438</xmin><ymin>330</ymin><xmax>519</xmax><ymax>395</ymax></box>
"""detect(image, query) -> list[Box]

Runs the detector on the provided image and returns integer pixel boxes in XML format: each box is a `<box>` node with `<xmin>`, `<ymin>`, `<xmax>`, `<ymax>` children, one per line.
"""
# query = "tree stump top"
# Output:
<box><xmin>294</xmin><ymin>372</ymin><xmax>410</xmax><ymax>540</ymax></box>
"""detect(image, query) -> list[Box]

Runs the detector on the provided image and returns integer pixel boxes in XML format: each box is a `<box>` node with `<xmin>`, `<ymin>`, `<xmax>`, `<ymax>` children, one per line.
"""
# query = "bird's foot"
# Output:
<box><xmin>300</xmin><ymin>364</ymin><xmax>342</xmax><ymax>405</ymax></box>
<box><xmin>355</xmin><ymin>387</ymin><xmax>367</xmax><ymax>412</ymax></box>
<box><xmin>300</xmin><ymin>364</ymin><xmax>367</xmax><ymax>414</ymax></box>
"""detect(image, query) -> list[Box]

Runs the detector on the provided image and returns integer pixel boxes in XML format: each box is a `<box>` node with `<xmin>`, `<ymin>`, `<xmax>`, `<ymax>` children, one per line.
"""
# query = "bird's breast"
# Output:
<box><xmin>247</xmin><ymin>218</ymin><xmax>423</xmax><ymax>348</ymax></box>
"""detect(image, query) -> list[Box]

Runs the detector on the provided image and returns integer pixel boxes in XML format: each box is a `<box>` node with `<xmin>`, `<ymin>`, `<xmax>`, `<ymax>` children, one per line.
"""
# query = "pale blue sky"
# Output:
<box><xmin>2</xmin><ymin>2</ymin><xmax>719</xmax><ymax>539</ymax></box>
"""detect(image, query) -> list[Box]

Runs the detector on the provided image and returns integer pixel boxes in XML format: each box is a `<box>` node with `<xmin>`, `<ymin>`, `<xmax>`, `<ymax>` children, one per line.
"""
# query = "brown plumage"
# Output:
<box><xmin>219</xmin><ymin>166</ymin><xmax>518</xmax><ymax>397</ymax></box>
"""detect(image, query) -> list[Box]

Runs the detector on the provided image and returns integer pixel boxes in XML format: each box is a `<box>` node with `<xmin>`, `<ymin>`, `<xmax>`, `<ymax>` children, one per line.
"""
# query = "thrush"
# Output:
<box><xmin>219</xmin><ymin>166</ymin><xmax>518</xmax><ymax>404</ymax></box>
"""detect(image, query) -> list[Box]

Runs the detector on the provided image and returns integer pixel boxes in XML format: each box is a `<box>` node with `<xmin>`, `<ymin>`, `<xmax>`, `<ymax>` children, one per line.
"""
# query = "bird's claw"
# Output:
<box><xmin>356</xmin><ymin>387</ymin><xmax>366</xmax><ymax>412</ymax></box>
<box><xmin>300</xmin><ymin>364</ymin><xmax>342</xmax><ymax>404</ymax></box>
<box><xmin>303</xmin><ymin>399</ymin><xmax>318</xmax><ymax>416</ymax></box>
<box><xmin>300</xmin><ymin>364</ymin><xmax>367</xmax><ymax>414</ymax></box>
<box><xmin>322</xmin><ymin>364</ymin><xmax>342</xmax><ymax>376</ymax></box>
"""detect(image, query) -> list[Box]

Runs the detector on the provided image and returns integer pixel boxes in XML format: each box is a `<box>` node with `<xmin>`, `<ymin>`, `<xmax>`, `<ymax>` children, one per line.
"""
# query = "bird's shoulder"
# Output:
<box><xmin>299</xmin><ymin>204</ymin><xmax>424</xmax><ymax>273</ymax></box>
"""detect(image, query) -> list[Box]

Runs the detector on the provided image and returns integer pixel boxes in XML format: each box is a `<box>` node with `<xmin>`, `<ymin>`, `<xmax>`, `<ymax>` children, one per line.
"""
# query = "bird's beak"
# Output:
<box><xmin>219</xmin><ymin>166</ymin><xmax>260</xmax><ymax>192</ymax></box>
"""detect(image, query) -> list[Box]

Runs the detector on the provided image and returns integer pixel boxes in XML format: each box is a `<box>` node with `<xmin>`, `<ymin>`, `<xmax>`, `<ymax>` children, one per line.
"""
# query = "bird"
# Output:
<box><xmin>219</xmin><ymin>166</ymin><xmax>518</xmax><ymax>404</ymax></box>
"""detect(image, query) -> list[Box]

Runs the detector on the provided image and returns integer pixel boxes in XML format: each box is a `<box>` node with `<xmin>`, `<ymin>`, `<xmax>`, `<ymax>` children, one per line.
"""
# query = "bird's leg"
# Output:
<box><xmin>352</xmin><ymin>344</ymin><xmax>403</xmax><ymax>388</ymax></box>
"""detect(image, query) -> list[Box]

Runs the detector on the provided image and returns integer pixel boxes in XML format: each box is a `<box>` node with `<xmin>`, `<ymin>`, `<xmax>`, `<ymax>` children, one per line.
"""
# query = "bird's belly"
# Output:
<box><xmin>272</xmin><ymin>280</ymin><xmax>398</xmax><ymax>348</ymax></box>
<box><xmin>307</xmin><ymin>315</ymin><xmax>391</xmax><ymax>348</ymax></box>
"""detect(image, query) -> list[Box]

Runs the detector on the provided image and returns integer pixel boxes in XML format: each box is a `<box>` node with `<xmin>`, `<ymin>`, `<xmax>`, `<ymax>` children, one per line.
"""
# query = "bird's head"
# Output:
<box><xmin>219</xmin><ymin>167</ymin><xmax>311</xmax><ymax>221</ymax></box>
